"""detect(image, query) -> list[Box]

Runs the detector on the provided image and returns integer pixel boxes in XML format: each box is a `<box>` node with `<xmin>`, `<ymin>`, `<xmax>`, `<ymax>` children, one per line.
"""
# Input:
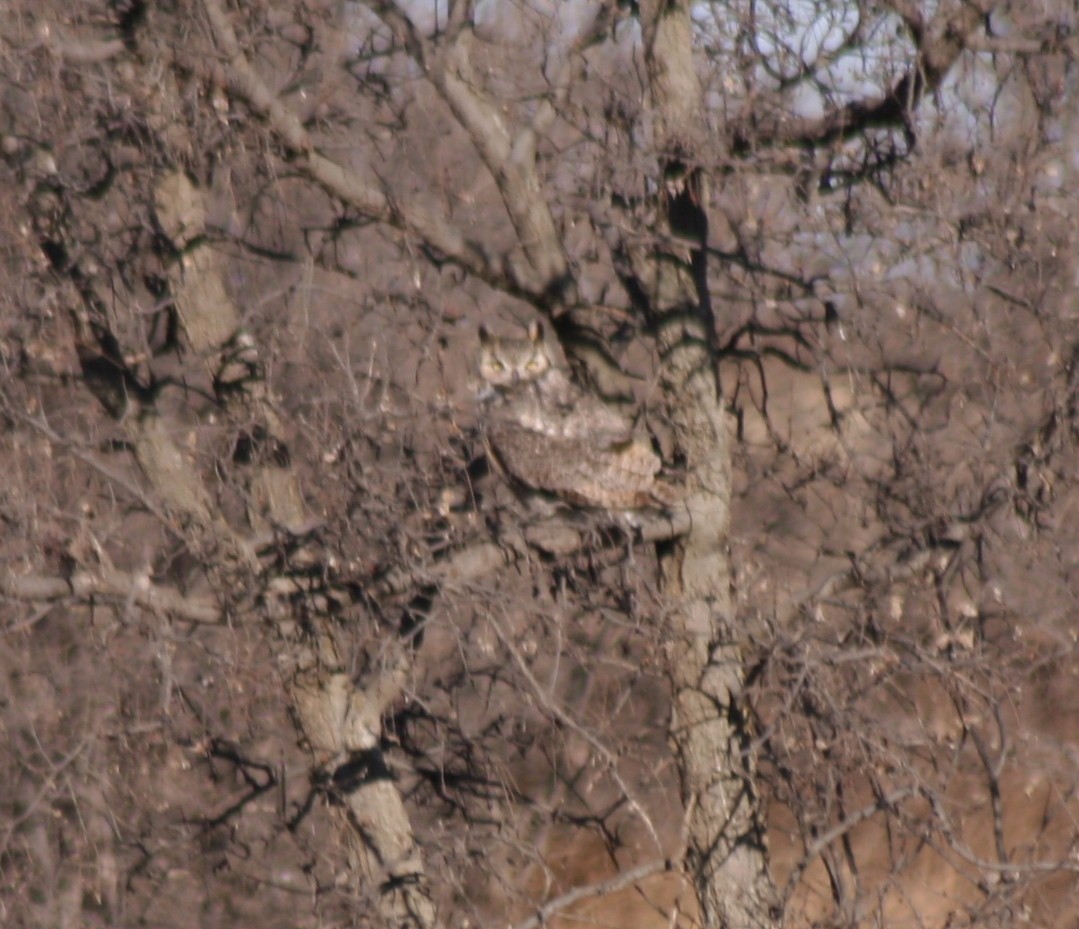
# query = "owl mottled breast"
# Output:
<box><xmin>477</xmin><ymin>321</ymin><xmax>676</xmax><ymax>510</ymax></box>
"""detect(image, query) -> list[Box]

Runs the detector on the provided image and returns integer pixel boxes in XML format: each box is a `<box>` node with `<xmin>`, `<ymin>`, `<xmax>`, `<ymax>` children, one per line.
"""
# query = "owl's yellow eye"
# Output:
<box><xmin>526</xmin><ymin>359</ymin><xmax>543</xmax><ymax>371</ymax></box>
<box><xmin>491</xmin><ymin>361</ymin><xmax>505</xmax><ymax>372</ymax></box>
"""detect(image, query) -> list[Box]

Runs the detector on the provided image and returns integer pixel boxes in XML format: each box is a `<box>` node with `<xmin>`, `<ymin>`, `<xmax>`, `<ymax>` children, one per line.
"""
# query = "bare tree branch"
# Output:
<box><xmin>7</xmin><ymin>405</ymin><xmax>175</xmax><ymax>532</ymax></box>
<box><xmin>372</xmin><ymin>506</ymin><xmax>691</xmax><ymax>599</ymax></box>
<box><xmin>490</xmin><ymin>612</ymin><xmax>665</xmax><ymax>854</ymax></box>
<box><xmin>35</xmin><ymin>20</ymin><xmax>126</xmax><ymax>63</ymax></box>
<box><xmin>511</xmin><ymin>858</ymin><xmax>674</xmax><ymax>929</ymax></box>
<box><xmin>780</xmin><ymin>787</ymin><xmax>919</xmax><ymax>903</ymax></box>
<box><xmin>732</xmin><ymin>0</ymin><xmax>997</xmax><ymax>152</ymax></box>
<box><xmin>366</xmin><ymin>0</ymin><xmax>572</xmax><ymax>299</ymax></box>
<box><xmin>201</xmin><ymin>0</ymin><xmax>521</xmax><ymax>296</ymax></box>
<box><xmin>2</xmin><ymin>569</ymin><xmax>221</xmax><ymax>625</ymax></box>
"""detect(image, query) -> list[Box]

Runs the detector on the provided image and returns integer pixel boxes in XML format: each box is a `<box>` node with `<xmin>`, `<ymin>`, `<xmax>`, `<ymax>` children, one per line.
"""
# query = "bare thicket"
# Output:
<box><xmin>2</xmin><ymin>2</ymin><xmax>1079</xmax><ymax>928</ymax></box>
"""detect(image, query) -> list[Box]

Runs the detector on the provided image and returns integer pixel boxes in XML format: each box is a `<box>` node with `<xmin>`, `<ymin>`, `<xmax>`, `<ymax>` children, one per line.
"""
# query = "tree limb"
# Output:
<box><xmin>371</xmin><ymin>506</ymin><xmax>691</xmax><ymax>599</ymax></box>
<box><xmin>511</xmin><ymin>858</ymin><xmax>674</xmax><ymax>929</ymax></box>
<box><xmin>732</xmin><ymin>0</ymin><xmax>997</xmax><ymax>152</ymax></box>
<box><xmin>2</xmin><ymin>569</ymin><xmax>221</xmax><ymax>625</ymax></box>
<box><xmin>201</xmin><ymin>0</ymin><xmax>515</xmax><ymax>295</ymax></box>
<box><xmin>366</xmin><ymin>0</ymin><xmax>630</xmax><ymax>299</ymax></box>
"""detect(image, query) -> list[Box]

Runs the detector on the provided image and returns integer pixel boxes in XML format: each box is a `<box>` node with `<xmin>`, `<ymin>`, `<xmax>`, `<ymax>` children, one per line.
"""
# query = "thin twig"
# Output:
<box><xmin>489</xmin><ymin>614</ymin><xmax>665</xmax><ymax>855</ymax></box>
<box><xmin>511</xmin><ymin>858</ymin><xmax>673</xmax><ymax>929</ymax></box>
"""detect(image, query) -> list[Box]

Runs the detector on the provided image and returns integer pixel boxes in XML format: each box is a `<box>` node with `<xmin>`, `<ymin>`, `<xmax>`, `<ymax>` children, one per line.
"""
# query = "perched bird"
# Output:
<box><xmin>477</xmin><ymin>321</ymin><xmax>676</xmax><ymax>510</ymax></box>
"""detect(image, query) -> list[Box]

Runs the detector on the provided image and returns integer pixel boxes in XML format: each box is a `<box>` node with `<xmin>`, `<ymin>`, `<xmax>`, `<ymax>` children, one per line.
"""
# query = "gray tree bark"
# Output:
<box><xmin>633</xmin><ymin>3</ymin><xmax>781</xmax><ymax>927</ymax></box>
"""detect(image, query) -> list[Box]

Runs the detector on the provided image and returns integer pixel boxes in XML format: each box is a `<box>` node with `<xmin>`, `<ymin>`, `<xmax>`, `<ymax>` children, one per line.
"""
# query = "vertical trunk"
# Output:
<box><xmin>153</xmin><ymin>169</ymin><xmax>440</xmax><ymax>929</ymax></box>
<box><xmin>636</xmin><ymin>3</ymin><xmax>780</xmax><ymax>926</ymax></box>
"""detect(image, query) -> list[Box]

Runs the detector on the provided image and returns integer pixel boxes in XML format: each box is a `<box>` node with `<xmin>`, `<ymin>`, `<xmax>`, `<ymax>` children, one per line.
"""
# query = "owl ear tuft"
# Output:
<box><xmin>528</xmin><ymin>320</ymin><xmax>545</xmax><ymax>343</ymax></box>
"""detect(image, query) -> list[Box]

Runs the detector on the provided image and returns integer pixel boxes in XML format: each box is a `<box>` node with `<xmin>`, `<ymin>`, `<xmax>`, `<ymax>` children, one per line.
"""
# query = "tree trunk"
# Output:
<box><xmin>636</xmin><ymin>3</ymin><xmax>779</xmax><ymax>927</ymax></box>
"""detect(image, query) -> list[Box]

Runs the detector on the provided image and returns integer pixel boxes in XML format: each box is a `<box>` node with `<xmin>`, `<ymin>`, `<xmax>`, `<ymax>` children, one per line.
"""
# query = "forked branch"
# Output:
<box><xmin>201</xmin><ymin>0</ymin><xmax>526</xmax><ymax>296</ymax></box>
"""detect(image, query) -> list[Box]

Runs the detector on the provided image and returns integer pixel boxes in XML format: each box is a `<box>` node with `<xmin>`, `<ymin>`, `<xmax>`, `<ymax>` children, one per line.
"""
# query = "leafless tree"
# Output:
<box><xmin>3</xmin><ymin>2</ymin><xmax>1079</xmax><ymax>928</ymax></box>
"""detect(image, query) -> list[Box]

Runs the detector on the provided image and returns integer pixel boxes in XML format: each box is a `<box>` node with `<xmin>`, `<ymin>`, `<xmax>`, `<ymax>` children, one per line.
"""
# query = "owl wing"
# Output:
<box><xmin>549</xmin><ymin>395</ymin><xmax>638</xmax><ymax>445</ymax></box>
<box><xmin>486</xmin><ymin>421</ymin><xmax>665</xmax><ymax>509</ymax></box>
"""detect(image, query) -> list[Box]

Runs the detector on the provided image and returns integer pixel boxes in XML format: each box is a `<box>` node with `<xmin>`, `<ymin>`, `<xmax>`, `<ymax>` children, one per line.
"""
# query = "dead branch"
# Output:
<box><xmin>35</xmin><ymin>20</ymin><xmax>126</xmax><ymax>63</ymax></box>
<box><xmin>9</xmin><ymin>406</ymin><xmax>174</xmax><ymax>533</ymax></box>
<box><xmin>731</xmin><ymin>0</ymin><xmax>997</xmax><ymax>152</ymax></box>
<box><xmin>366</xmin><ymin>0</ymin><xmax>569</xmax><ymax>294</ymax></box>
<box><xmin>780</xmin><ymin>787</ymin><xmax>919</xmax><ymax>903</ymax></box>
<box><xmin>489</xmin><ymin>612</ymin><xmax>664</xmax><ymax>854</ymax></box>
<box><xmin>201</xmin><ymin>0</ymin><xmax>523</xmax><ymax>296</ymax></box>
<box><xmin>2</xmin><ymin>569</ymin><xmax>221</xmax><ymax>625</ymax></box>
<box><xmin>511</xmin><ymin>858</ymin><xmax>674</xmax><ymax>929</ymax></box>
<box><xmin>371</xmin><ymin>505</ymin><xmax>692</xmax><ymax>599</ymax></box>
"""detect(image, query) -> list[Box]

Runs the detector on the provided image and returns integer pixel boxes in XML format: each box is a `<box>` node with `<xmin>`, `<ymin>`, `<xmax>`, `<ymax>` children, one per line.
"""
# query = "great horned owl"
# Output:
<box><xmin>477</xmin><ymin>321</ymin><xmax>676</xmax><ymax>510</ymax></box>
